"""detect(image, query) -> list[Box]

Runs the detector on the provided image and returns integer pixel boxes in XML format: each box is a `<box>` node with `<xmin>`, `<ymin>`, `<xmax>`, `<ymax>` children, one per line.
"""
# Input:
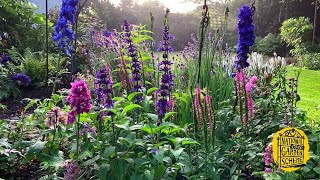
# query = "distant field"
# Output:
<box><xmin>286</xmin><ymin>66</ymin><xmax>320</xmax><ymax>123</ymax></box>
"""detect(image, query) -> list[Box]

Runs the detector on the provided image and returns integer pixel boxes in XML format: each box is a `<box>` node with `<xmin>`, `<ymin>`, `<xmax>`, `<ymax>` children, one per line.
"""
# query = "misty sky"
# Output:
<box><xmin>29</xmin><ymin>0</ymin><xmax>200</xmax><ymax>13</ymax></box>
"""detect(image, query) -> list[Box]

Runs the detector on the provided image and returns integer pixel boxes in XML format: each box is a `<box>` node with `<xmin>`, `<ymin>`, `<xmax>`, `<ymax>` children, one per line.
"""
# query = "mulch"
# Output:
<box><xmin>0</xmin><ymin>86</ymin><xmax>52</xmax><ymax>119</ymax></box>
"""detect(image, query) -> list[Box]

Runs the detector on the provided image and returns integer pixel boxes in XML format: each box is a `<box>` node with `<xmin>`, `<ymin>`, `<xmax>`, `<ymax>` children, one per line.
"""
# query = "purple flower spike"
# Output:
<box><xmin>156</xmin><ymin>25</ymin><xmax>174</xmax><ymax>125</ymax></box>
<box><xmin>95</xmin><ymin>64</ymin><xmax>114</xmax><ymax>117</ymax></box>
<box><xmin>236</xmin><ymin>5</ymin><xmax>255</xmax><ymax>69</ymax></box>
<box><xmin>122</xmin><ymin>20</ymin><xmax>143</xmax><ymax>101</ymax></box>
<box><xmin>53</xmin><ymin>0</ymin><xmax>80</xmax><ymax>56</ymax></box>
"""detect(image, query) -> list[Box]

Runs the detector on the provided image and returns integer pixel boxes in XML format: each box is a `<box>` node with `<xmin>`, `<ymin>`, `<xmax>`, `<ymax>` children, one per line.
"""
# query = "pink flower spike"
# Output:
<box><xmin>249</xmin><ymin>76</ymin><xmax>258</xmax><ymax>84</ymax></box>
<box><xmin>245</xmin><ymin>83</ymin><xmax>253</xmax><ymax>93</ymax></box>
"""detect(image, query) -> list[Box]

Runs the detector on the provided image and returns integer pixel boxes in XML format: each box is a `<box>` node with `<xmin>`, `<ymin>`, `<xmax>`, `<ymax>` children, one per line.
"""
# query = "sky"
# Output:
<box><xmin>110</xmin><ymin>0</ymin><xmax>199</xmax><ymax>13</ymax></box>
<box><xmin>29</xmin><ymin>0</ymin><xmax>199</xmax><ymax>13</ymax></box>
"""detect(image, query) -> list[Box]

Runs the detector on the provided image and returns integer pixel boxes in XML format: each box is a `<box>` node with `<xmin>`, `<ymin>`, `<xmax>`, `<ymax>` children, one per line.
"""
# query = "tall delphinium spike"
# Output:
<box><xmin>95</xmin><ymin>64</ymin><xmax>114</xmax><ymax>118</ymax></box>
<box><xmin>156</xmin><ymin>12</ymin><xmax>175</xmax><ymax>126</ymax></box>
<box><xmin>122</xmin><ymin>20</ymin><xmax>143</xmax><ymax>101</ymax></box>
<box><xmin>53</xmin><ymin>0</ymin><xmax>80</xmax><ymax>57</ymax></box>
<box><xmin>234</xmin><ymin>4</ymin><xmax>256</xmax><ymax>132</ymax></box>
<box><xmin>235</xmin><ymin>5</ymin><xmax>255</xmax><ymax>69</ymax></box>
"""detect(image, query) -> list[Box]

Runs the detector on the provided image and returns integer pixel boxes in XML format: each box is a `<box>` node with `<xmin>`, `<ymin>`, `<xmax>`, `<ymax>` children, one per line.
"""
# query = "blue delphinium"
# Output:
<box><xmin>236</xmin><ymin>5</ymin><xmax>255</xmax><ymax>69</ymax></box>
<box><xmin>11</xmin><ymin>73</ymin><xmax>31</xmax><ymax>86</ymax></box>
<box><xmin>103</xmin><ymin>29</ymin><xmax>112</xmax><ymax>37</ymax></box>
<box><xmin>122</xmin><ymin>20</ymin><xmax>143</xmax><ymax>101</ymax></box>
<box><xmin>1</xmin><ymin>53</ymin><xmax>10</xmax><ymax>64</ymax></box>
<box><xmin>53</xmin><ymin>0</ymin><xmax>80</xmax><ymax>57</ymax></box>
<box><xmin>156</xmin><ymin>26</ymin><xmax>174</xmax><ymax>125</ymax></box>
<box><xmin>95</xmin><ymin>65</ymin><xmax>114</xmax><ymax>110</ymax></box>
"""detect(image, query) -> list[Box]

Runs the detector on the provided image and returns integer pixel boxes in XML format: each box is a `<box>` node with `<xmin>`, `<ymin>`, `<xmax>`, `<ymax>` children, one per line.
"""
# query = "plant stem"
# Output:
<box><xmin>76</xmin><ymin>114</ymin><xmax>80</xmax><ymax>159</ymax></box>
<box><xmin>111</xmin><ymin>115</ymin><xmax>117</xmax><ymax>157</ymax></box>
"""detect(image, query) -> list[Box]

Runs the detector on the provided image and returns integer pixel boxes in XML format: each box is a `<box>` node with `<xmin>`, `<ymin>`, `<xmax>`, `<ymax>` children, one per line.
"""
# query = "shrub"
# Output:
<box><xmin>301</xmin><ymin>53</ymin><xmax>320</xmax><ymax>70</ymax></box>
<box><xmin>280</xmin><ymin>17</ymin><xmax>313</xmax><ymax>56</ymax></box>
<box><xmin>253</xmin><ymin>33</ymin><xmax>284</xmax><ymax>56</ymax></box>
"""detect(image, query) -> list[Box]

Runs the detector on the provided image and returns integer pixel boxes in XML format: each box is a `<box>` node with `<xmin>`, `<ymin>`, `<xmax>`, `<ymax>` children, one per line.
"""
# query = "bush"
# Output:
<box><xmin>301</xmin><ymin>53</ymin><xmax>320</xmax><ymax>70</ymax></box>
<box><xmin>280</xmin><ymin>17</ymin><xmax>313</xmax><ymax>56</ymax></box>
<box><xmin>253</xmin><ymin>33</ymin><xmax>284</xmax><ymax>56</ymax></box>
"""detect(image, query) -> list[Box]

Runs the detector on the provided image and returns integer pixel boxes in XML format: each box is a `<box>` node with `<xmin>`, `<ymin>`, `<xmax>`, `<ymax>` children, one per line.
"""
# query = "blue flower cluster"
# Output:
<box><xmin>53</xmin><ymin>0</ymin><xmax>79</xmax><ymax>57</ymax></box>
<box><xmin>156</xmin><ymin>26</ymin><xmax>174</xmax><ymax>125</ymax></box>
<box><xmin>11</xmin><ymin>73</ymin><xmax>31</xmax><ymax>86</ymax></box>
<box><xmin>95</xmin><ymin>66</ymin><xmax>114</xmax><ymax>109</ymax></box>
<box><xmin>122</xmin><ymin>20</ymin><xmax>143</xmax><ymax>101</ymax></box>
<box><xmin>236</xmin><ymin>5</ymin><xmax>255</xmax><ymax>69</ymax></box>
<box><xmin>1</xmin><ymin>53</ymin><xmax>10</xmax><ymax>64</ymax></box>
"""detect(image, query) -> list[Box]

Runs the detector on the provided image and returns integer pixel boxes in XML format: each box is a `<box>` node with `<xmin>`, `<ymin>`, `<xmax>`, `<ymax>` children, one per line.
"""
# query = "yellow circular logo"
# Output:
<box><xmin>272</xmin><ymin>127</ymin><xmax>309</xmax><ymax>172</ymax></box>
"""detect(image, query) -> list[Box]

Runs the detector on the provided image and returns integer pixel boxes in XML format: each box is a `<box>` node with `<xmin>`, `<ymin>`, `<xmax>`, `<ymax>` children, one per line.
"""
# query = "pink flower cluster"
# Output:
<box><xmin>264</xmin><ymin>144</ymin><xmax>273</xmax><ymax>174</ymax></box>
<box><xmin>66</xmin><ymin>80</ymin><xmax>92</xmax><ymax>124</ymax></box>
<box><xmin>194</xmin><ymin>84</ymin><xmax>203</xmax><ymax>128</ymax></box>
<box><xmin>245</xmin><ymin>76</ymin><xmax>258</xmax><ymax>119</ymax></box>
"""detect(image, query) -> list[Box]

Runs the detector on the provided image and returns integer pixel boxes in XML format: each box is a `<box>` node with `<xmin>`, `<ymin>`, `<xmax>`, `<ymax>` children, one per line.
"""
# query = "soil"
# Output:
<box><xmin>0</xmin><ymin>86</ymin><xmax>52</xmax><ymax>119</ymax></box>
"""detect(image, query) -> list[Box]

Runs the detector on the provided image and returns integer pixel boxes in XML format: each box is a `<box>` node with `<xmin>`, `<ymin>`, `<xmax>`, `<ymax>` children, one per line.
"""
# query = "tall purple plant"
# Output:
<box><xmin>95</xmin><ymin>64</ymin><xmax>114</xmax><ymax>116</ymax></box>
<box><xmin>122</xmin><ymin>20</ymin><xmax>143</xmax><ymax>101</ymax></box>
<box><xmin>156</xmin><ymin>25</ymin><xmax>174</xmax><ymax>125</ymax></box>
<box><xmin>235</xmin><ymin>5</ymin><xmax>255</xmax><ymax>69</ymax></box>
<box><xmin>53</xmin><ymin>0</ymin><xmax>80</xmax><ymax>56</ymax></box>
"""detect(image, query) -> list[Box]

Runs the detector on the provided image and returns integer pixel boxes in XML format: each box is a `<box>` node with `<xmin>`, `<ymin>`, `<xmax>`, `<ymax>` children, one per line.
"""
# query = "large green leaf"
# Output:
<box><xmin>128</xmin><ymin>92</ymin><xmax>141</xmax><ymax>102</ymax></box>
<box><xmin>110</xmin><ymin>159</ymin><xmax>127</xmax><ymax>180</ymax></box>
<box><xmin>122</xmin><ymin>104</ymin><xmax>142</xmax><ymax>115</ymax></box>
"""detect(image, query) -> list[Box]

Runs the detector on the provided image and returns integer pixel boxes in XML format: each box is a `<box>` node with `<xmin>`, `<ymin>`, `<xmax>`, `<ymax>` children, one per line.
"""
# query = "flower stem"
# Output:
<box><xmin>76</xmin><ymin>114</ymin><xmax>80</xmax><ymax>159</ymax></box>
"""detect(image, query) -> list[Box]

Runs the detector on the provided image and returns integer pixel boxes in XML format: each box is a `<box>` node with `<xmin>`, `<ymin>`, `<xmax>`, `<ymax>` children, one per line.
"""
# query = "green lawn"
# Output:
<box><xmin>286</xmin><ymin>66</ymin><xmax>320</xmax><ymax>123</ymax></box>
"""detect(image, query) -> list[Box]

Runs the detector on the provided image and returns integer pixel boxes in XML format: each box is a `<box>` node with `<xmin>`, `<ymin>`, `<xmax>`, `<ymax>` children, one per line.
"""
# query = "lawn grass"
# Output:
<box><xmin>286</xmin><ymin>66</ymin><xmax>320</xmax><ymax>123</ymax></box>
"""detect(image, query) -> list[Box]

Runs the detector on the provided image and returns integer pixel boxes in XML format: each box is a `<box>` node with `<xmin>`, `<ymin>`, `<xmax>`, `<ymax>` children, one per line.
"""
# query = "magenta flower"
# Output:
<box><xmin>245</xmin><ymin>76</ymin><xmax>258</xmax><ymax>119</ymax></box>
<box><xmin>264</xmin><ymin>144</ymin><xmax>272</xmax><ymax>174</ymax></box>
<box><xmin>66</xmin><ymin>80</ymin><xmax>92</xmax><ymax>124</ymax></box>
<box><xmin>249</xmin><ymin>75</ymin><xmax>258</xmax><ymax>84</ymax></box>
<box><xmin>194</xmin><ymin>84</ymin><xmax>203</xmax><ymax>127</ymax></box>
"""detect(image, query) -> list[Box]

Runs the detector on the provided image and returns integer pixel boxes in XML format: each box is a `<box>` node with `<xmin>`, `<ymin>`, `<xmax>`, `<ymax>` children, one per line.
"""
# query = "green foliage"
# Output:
<box><xmin>253</xmin><ymin>33</ymin><xmax>284</xmax><ymax>56</ymax></box>
<box><xmin>19</xmin><ymin>49</ymin><xmax>50</xmax><ymax>86</ymax></box>
<box><xmin>0</xmin><ymin>0</ymin><xmax>50</xmax><ymax>52</ymax></box>
<box><xmin>300</xmin><ymin>53</ymin><xmax>320</xmax><ymax>70</ymax></box>
<box><xmin>280</xmin><ymin>17</ymin><xmax>313</xmax><ymax>55</ymax></box>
